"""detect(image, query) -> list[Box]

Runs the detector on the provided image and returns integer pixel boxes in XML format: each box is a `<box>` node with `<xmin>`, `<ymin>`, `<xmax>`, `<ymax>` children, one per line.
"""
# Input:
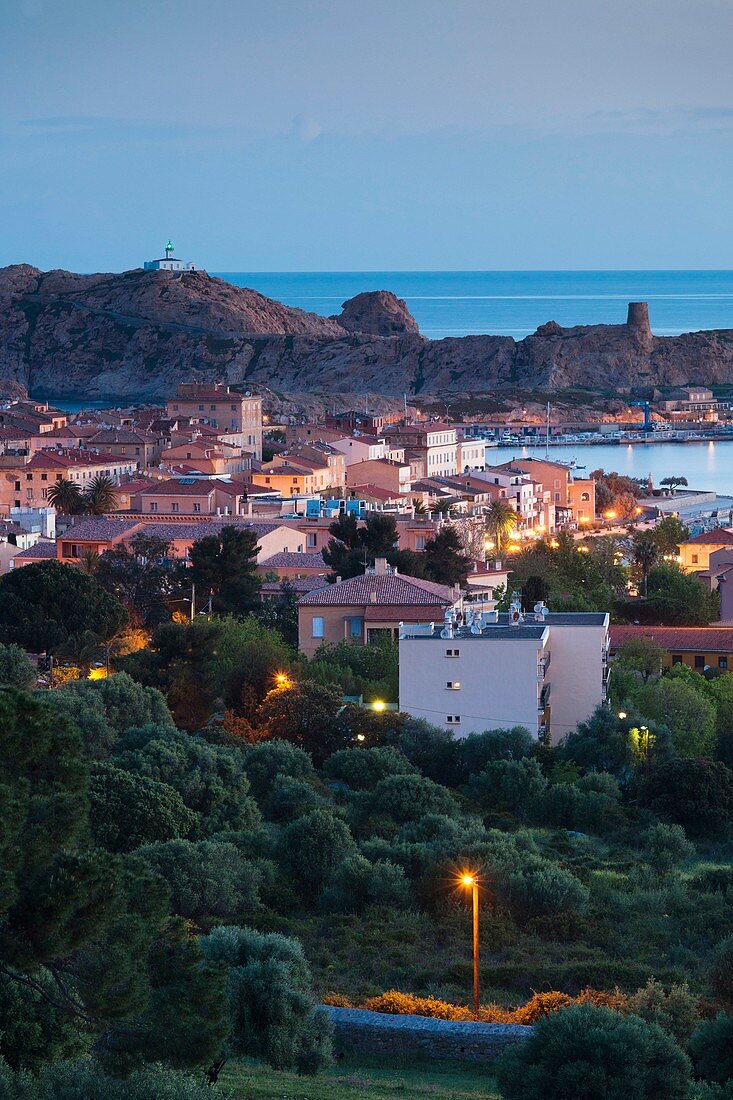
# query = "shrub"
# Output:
<box><xmin>533</xmin><ymin>782</ymin><xmax>613</xmax><ymax>833</ymax></box>
<box><xmin>689</xmin><ymin>1015</ymin><xmax>733</xmax><ymax>1085</ymax></box>
<box><xmin>4</xmin><ymin>1060</ymin><xmax>216</xmax><ymax>1099</ymax></box>
<box><xmin>263</xmin><ymin>775</ymin><xmax>327</xmax><ymax>822</ymax></box>
<box><xmin>707</xmin><ymin>936</ymin><xmax>733</xmax><ymax>1008</ymax></box>
<box><xmin>456</xmin><ymin>727</ymin><xmax>535</xmax><ymax>778</ymax></box>
<box><xmin>495</xmin><ymin>1003</ymin><xmax>692</xmax><ymax>1100</ymax></box>
<box><xmin>640</xmin><ymin>759</ymin><xmax>733</xmax><ymax>836</ymax></box>
<box><xmin>241</xmin><ymin>738</ymin><xmax>316</xmax><ymax>803</ymax></box>
<box><xmin>279</xmin><ymin>809</ymin><xmax>356</xmax><ymax>895</ymax></box>
<box><xmin>394</xmin><ymin>718</ymin><xmax>461</xmax><ymax>784</ymax></box>
<box><xmin>321</xmin><ymin>854</ymin><xmax>411</xmax><ymax>912</ymax></box>
<box><xmin>89</xmin><ymin>763</ymin><xmax>196</xmax><ymax>852</ymax></box>
<box><xmin>323</xmin><ymin>746</ymin><xmax>417</xmax><ymax>790</ymax></box>
<box><xmin>576</xmin><ymin>771</ymin><xmax>621</xmax><ymax>799</ymax></box>
<box><xmin>138</xmin><ymin>838</ymin><xmax>263</xmax><ymax>921</ymax></box>
<box><xmin>626</xmin><ymin>978</ymin><xmax>701</xmax><ymax>1043</ymax></box>
<box><xmin>642</xmin><ymin>824</ymin><xmax>695</xmax><ymax>875</ymax></box>
<box><xmin>499</xmin><ymin>859</ymin><xmax>590</xmax><ymax>919</ymax></box>
<box><xmin>690</xmin><ymin>867</ymin><xmax>733</xmax><ymax>895</ymax></box>
<box><xmin>200</xmin><ymin>925</ymin><xmax>332</xmax><ymax>1074</ymax></box>
<box><xmin>357</xmin><ymin>773</ymin><xmax>458</xmax><ymax>830</ymax></box>
<box><xmin>0</xmin><ymin>643</ymin><xmax>35</xmax><ymax>690</ymax></box>
<box><xmin>468</xmin><ymin>758</ymin><xmax>547</xmax><ymax>820</ymax></box>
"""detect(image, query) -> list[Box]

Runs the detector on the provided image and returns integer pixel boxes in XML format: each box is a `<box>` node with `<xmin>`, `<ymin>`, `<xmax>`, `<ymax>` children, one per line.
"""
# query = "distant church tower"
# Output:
<box><xmin>144</xmin><ymin>240</ymin><xmax>199</xmax><ymax>272</ymax></box>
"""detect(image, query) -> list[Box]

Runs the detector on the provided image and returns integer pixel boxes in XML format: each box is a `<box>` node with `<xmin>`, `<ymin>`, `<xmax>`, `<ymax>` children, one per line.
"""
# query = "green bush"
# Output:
<box><xmin>356</xmin><ymin>773</ymin><xmax>459</xmax><ymax>831</ymax></box>
<box><xmin>393</xmin><ymin>718</ymin><xmax>461</xmax><ymax>784</ymax></box>
<box><xmin>495</xmin><ymin>1002</ymin><xmax>691</xmax><ymax>1099</ymax></box>
<box><xmin>138</xmin><ymin>838</ymin><xmax>263</xmax><ymax>921</ymax></box>
<box><xmin>533</xmin><ymin>781</ymin><xmax>613</xmax><ymax>833</ymax></box>
<box><xmin>499</xmin><ymin>859</ymin><xmax>590</xmax><ymax>919</ymax></box>
<box><xmin>642</xmin><ymin>824</ymin><xmax>695</xmax><ymax>875</ymax></box>
<box><xmin>456</xmin><ymin>726</ymin><xmax>535</xmax><ymax>778</ymax></box>
<box><xmin>626</xmin><ymin>978</ymin><xmax>701</xmax><ymax>1043</ymax></box>
<box><xmin>323</xmin><ymin>745</ymin><xmax>417</xmax><ymax>790</ymax></box>
<box><xmin>576</xmin><ymin>771</ymin><xmax>621</xmax><ymax>799</ymax></box>
<box><xmin>321</xmin><ymin>854</ymin><xmax>411</xmax><ymax>912</ymax></box>
<box><xmin>689</xmin><ymin>1015</ymin><xmax>733</xmax><ymax>1085</ymax></box>
<box><xmin>707</xmin><ymin>936</ymin><xmax>733</xmax><ymax>1007</ymax></box>
<box><xmin>242</xmin><ymin>738</ymin><xmax>316</xmax><ymax>803</ymax></box>
<box><xmin>640</xmin><ymin>759</ymin><xmax>733</xmax><ymax>836</ymax></box>
<box><xmin>6</xmin><ymin>1059</ymin><xmax>217</xmax><ymax>1098</ymax></box>
<box><xmin>0</xmin><ymin>643</ymin><xmax>35</xmax><ymax>690</ymax></box>
<box><xmin>468</xmin><ymin>758</ymin><xmax>547</xmax><ymax>819</ymax></box>
<box><xmin>264</xmin><ymin>775</ymin><xmax>328</xmax><ymax>822</ymax></box>
<box><xmin>690</xmin><ymin>867</ymin><xmax>733</xmax><ymax>895</ymax></box>
<box><xmin>89</xmin><ymin>763</ymin><xmax>196</xmax><ymax>853</ymax></box>
<box><xmin>200</xmin><ymin>924</ymin><xmax>332</xmax><ymax>1074</ymax></box>
<box><xmin>279</xmin><ymin>809</ymin><xmax>356</xmax><ymax>895</ymax></box>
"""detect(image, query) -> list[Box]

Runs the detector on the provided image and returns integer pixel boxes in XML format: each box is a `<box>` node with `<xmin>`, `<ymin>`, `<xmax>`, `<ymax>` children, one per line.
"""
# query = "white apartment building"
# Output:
<box><xmin>456</xmin><ymin>439</ymin><xmax>488</xmax><ymax>472</ymax></box>
<box><xmin>399</xmin><ymin>607</ymin><xmax>609</xmax><ymax>745</ymax></box>
<box><xmin>471</xmin><ymin>466</ymin><xmax>555</xmax><ymax>535</ymax></box>
<box><xmin>330</xmin><ymin>437</ymin><xmax>387</xmax><ymax>465</ymax></box>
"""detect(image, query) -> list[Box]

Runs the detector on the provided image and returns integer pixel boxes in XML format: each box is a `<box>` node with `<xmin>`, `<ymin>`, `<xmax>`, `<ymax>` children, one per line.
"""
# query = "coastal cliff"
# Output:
<box><xmin>1</xmin><ymin>265</ymin><xmax>733</xmax><ymax>402</ymax></box>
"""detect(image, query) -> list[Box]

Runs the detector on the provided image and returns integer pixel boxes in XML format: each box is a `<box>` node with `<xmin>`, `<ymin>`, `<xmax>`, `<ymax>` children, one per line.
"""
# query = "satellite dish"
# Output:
<box><xmin>470</xmin><ymin>624</ymin><xmax>481</xmax><ymax>635</ymax></box>
<box><xmin>440</xmin><ymin>628</ymin><xmax>451</xmax><ymax>639</ymax></box>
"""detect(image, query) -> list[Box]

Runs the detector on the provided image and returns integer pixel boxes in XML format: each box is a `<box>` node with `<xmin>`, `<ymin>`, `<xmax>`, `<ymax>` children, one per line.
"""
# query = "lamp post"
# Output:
<box><xmin>460</xmin><ymin>873</ymin><xmax>480</xmax><ymax>1020</ymax></box>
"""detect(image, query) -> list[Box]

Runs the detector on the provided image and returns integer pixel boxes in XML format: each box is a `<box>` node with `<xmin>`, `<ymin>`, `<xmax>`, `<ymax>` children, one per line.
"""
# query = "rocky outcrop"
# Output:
<box><xmin>1</xmin><ymin>264</ymin><xmax>733</xmax><ymax>402</ymax></box>
<box><xmin>334</xmin><ymin>290</ymin><xmax>419</xmax><ymax>336</ymax></box>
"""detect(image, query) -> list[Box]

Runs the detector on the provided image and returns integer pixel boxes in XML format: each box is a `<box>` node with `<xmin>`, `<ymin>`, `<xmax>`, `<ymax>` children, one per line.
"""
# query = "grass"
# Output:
<box><xmin>220</xmin><ymin>1054</ymin><xmax>500</xmax><ymax>1099</ymax></box>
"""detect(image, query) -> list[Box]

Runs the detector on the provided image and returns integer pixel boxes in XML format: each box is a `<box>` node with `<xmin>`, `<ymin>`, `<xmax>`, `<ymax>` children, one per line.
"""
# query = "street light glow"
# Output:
<box><xmin>372</xmin><ymin>700</ymin><xmax>386</xmax><ymax>712</ymax></box>
<box><xmin>461</xmin><ymin>874</ymin><xmax>475</xmax><ymax>887</ymax></box>
<box><xmin>275</xmin><ymin>672</ymin><xmax>292</xmax><ymax>688</ymax></box>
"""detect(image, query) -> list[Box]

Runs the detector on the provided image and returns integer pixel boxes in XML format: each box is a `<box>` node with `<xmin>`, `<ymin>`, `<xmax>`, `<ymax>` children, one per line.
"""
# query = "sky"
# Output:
<box><xmin>1</xmin><ymin>0</ymin><xmax>732</xmax><ymax>272</ymax></box>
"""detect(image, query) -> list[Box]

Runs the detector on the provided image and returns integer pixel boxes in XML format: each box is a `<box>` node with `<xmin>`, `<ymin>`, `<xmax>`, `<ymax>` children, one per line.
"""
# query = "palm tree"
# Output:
<box><xmin>631</xmin><ymin>530</ymin><xmax>661</xmax><ymax>597</ymax></box>
<box><xmin>47</xmin><ymin>478</ymin><xmax>85</xmax><ymax>515</ymax></box>
<box><xmin>411</xmin><ymin>498</ymin><xmax>428</xmax><ymax>515</ymax></box>
<box><xmin>484</xmin><ymin>499</ymin><xmax>518</xmax><ymax>556</ymax></box>
<box><xmin>84</xmin><ymin>474</ymin><xmax>118</xmax><ymax>515</ymax></box>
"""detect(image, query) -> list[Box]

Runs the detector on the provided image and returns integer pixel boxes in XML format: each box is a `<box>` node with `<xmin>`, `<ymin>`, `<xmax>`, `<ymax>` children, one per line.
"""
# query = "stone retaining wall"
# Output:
<box><xmin>323</xmin><ymin>1005</ymin><xmax>531</xmax><ymax>1063</ymax></box>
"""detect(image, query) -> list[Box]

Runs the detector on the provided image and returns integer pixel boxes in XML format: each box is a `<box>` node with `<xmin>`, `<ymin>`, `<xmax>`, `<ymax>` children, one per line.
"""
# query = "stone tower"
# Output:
<box><xmin>626</xmin><ymin>301</ymin><xmax>652</xmax><ymax>348</ymax></box>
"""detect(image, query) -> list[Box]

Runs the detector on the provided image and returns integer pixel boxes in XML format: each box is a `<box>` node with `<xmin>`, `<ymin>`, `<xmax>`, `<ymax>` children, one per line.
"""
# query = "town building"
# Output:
<box><xmin>160</xmin><ymin>440</ymin><xmax>253</xmax><ymax>477</ymax></box>
<box><xmin>133</xmin><ymin>477</ymin><xmax>246</xmax><ymax>517</ymax></box>
<box><xmin>495</xmin><ymin>457</ymin><xmax>595</xmax><ymax>528</ymax></box>
<box><xmin>679</xmin><ymin>528</ymin><xmax>733</xmax><ymax>573</ymax></box>
<box><xmin>86</xmin><ymin>428</ymin><xmax>166</xmax><ymax>469</ymax></box>
<box><xmin>383</xmin><ymin>424</ymin><xmax>458</xmax><ymax>480</ymax></box>
<box><xmin>0</xmin><ymin>450</ymin><xmax>137</xmax><ymax>512</ymax></box>
<box><xmin>165</xmin><ymin>383</ymin><xmax>262</xmax><ymax>459</ymax></box>
<box><xmin>609</xmin><ymin>624</ymin><xmax>733</xmax><ymax>672</ymax></box>
<box><xmin>346</xmin><ymin>458</ymin><xmax>411</xmax><ymax>496</ymax></box>
<box><xmin>399</xmin><ymin>608</ymin><xmax>610</xmax><ymax>744</ymax></box>
<box><xmin>297</xmin><ymin>559</ymin><xmax>460</xmax><ymax>659</ymax></box>
<box><xmin>144</xmin><ymin>240</ymin><xmax>199</xmax><ymax>272</ymax></box>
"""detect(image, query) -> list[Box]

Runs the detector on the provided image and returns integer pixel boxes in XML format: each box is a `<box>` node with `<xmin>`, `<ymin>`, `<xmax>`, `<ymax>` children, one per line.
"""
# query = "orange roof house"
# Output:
<box><xmin>297</xmin><ymin>558</ymin><xmax>460</xmax><ymax>658</ymax></box>
<box><xmin>609</xmin><ymin>624</ymin><xmax>733</xmax><ymax>673</ymax></box>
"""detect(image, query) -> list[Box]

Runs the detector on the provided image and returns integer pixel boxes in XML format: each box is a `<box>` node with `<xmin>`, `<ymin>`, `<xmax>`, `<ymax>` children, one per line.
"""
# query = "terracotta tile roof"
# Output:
<box><xmin>13</xmin><ymin>539</ymin><xmax>57</xmax><ymax>559</ymax></box>
<box><xmin>26</xmin><ymin>449</ymin><xmax>122</xmax><ymax>470</ymax></box>
<box><xmin>682</xmin><ymin>528</ymin><xmax>733</xmax><ymax>546</ymax></box>
<box><xmin>609</xmin><ymin>625</ymin><xmax>733</xmax><ymax>652</ymax></box>
<box><xmin>259</xmin><ymin>551</ymin><xmax>326</xmax><ymax>570</ymax></box>
<box><xmin>139</xmin><ymin>479</ymin><xmax>215</xmax><ymax>496</ymax></box>
<box><xmin>298</xmin><ymin>573</ymin><xmax>457</xmax><ymax>607</ymax></box>
<box><xmin>89</xmin><ymin>429</ymin><xmax>156</xmax><ymax>444</ymax></box>
<box><xmin>261</xmin><ymin>576</ymin><xmax>330</xmax><ymax>595</ymax></box>
<box><xmin>143</xmin><ymin>520</ymin><xmax>284</xmax><ymax>542</ymax></box>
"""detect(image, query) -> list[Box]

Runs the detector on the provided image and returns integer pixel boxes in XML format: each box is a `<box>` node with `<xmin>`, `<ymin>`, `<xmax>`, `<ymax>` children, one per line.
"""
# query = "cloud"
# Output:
<box><xmin>289</xmin><ymin>114</ymin><xmax>322</xmax><ymax>143</ymax></box>
<box><xmin>586</xmin><ymin>105</ymin><xmax>733</xmax><ymax>134</ymax></box>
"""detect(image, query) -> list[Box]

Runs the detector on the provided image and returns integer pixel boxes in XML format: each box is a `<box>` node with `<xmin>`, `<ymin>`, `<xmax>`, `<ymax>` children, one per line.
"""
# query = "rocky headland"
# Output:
<box><xmin>1</xmin><ymin>265</ymin><xmax>732</xmax><ymax>405</ymax></box>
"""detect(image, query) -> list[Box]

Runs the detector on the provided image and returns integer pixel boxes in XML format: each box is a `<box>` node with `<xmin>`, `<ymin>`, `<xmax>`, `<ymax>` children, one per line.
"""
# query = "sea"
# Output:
<box><xmin>215</xmin><ymin>270</ymin><xmax>733</xmax><ymax>340</ymax></box>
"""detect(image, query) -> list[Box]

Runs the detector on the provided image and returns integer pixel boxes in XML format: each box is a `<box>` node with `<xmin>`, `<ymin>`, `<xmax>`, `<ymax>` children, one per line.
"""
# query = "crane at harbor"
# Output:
<box><xmin>630</xmin><ymin>399</ymin><xmax>653</xmax><ymax>432</ymax></box>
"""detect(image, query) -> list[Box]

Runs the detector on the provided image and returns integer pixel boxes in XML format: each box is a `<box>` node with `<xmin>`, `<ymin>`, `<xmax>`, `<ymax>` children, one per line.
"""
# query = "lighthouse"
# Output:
<box><xmin>144</xmin><ymin>241</ymin><xmax>199</xmax><ymax>272</ymax></box>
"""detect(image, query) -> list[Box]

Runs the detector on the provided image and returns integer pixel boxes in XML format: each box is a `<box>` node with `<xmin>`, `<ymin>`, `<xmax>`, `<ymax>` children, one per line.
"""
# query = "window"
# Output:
<box><xmin>671</xmin><ymin>654</ymin><xmax>683</xmax><ymax>665</ymax></box>
<box><xmin>446</xmin><ymin>681</ymin><xmax>461</xmax><ymax>690</ymax></box>
<box><xmin>171</xmin><ymin>502</ymin><xmax>179</xmax><ymax>513</ymax></box>
<box><xmin>692</xmin><ymin>554</ymin><xmax>699</xmax><ymax>564</ymax></box>
<box><xmin>14</xmin><ymin>481</ymin><xmax>20</xmax><ymax>491</ymax></box>
<box><xmin>581</xmin><ymin>492</ymin><xmax>590</xmax><ymax>501</ymax></box>
<box><xmin>415</xmin><ymin>535</ymin><xmax>426</xmax><ymax>550</ymax></box>
<box><xmin>348</xmin><ymin>617</ymin><xmax>363</xmax><ymax>639</ymax></box>
<box><xmin>307</xmin><ymin>532</ymin><xmax>317</xmax><ymax>548</ymax></box>
<box><xmin>719</xmin><ymin>657</ymin><xmax>728</xmax><ymax>669</ymax></box>
<box><xmin>41</xmin><ymin>473</ymin><xmax>47</xmax><ymax>481</ymax></box>
<box><xmin>445</xmin><ymin>648</ymin><xmax>460</xmax><ymax>657</ymax></box>
<box><xmin>149</xmin><ymin>502</ymin><xmax>158</xmax><ymax>513</ymax></box>
<box><xmin>193</xmin><ymin>503</ymin><xmax>201</xmax><ymax>513</ymax></box>
<box><xmin>694</xmin><ymin>655</ymin><xmax>705</xmax><ymax>669</ymax></box>
<box><xmin>26</xmin><ymin>473</ymin><xmax>32</xmax><ymax>481</ymax></box>
<box><xmin>312</xmin><ymin>616</ymin><xmax>324</xmax><ymax>638</ymax></box>
<box><xmin>446</xmin><ymin>715</ymin><xmax>461</xmax><ymax>724</ymax></box>
<box><xmin>25</xmin><ymin>488</ymin><xmax>32</xmax><ymax>499</ymax></box>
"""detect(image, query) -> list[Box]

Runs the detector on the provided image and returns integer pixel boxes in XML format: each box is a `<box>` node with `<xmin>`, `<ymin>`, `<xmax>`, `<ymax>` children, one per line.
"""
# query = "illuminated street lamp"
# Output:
<box><xmin>617</xmin><ymin>710</ymin><xmax>627</xmax><ymax>720</ymax></box>
<box><xmin>371</xmin><ymin>700</ymin><xmax>386</xmax><ymax>712</ymax></box>
<box><xmin>459</xmin><ymin>872</ymin><xmax>480</xmax><ymax>1020</ymax></box>
<box><xmin>275</xmin><ymin>671</ymin><xmax>292</xmax><ymax>689</ymax></box>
